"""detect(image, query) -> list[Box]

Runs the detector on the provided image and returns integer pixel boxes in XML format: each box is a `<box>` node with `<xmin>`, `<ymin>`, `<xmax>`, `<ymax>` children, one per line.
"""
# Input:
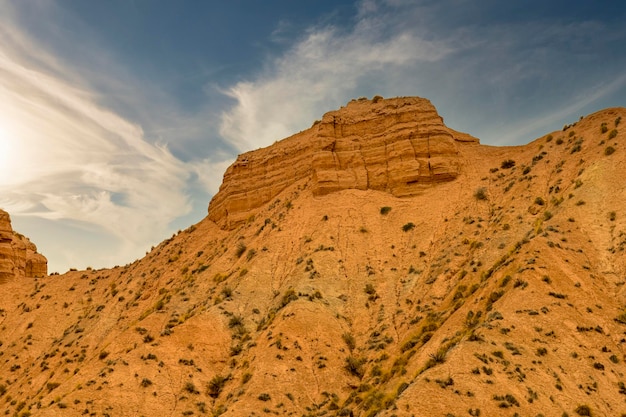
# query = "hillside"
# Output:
<box><xmin>1</xmin><ymin>96</ymin><xmax>625</xmax><ymax>417</ymax></box>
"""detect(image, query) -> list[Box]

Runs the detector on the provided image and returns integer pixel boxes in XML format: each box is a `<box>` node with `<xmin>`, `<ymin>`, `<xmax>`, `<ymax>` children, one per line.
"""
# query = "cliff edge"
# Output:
<box><xmin>208</xmin><ymin>96</ymin><xmax>478</xmax><ymax>229</ymax></box>
<box><xmin>0</xmin><ymin>209</ymin><xmax>47</xmax><ymax>281</ymax></box>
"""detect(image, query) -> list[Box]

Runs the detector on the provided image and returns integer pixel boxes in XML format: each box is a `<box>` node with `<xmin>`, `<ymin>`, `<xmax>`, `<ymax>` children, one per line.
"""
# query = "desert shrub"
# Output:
<box><xmin>258</xmin><ymin>393</ymin><xmax>271</xmax><ymax>401</ymax></box>
<box><xmin>501</xmin><ymin>159</ymin><xmax>516</xmax><ymax>169</ymax></box>
<box><xmin>605</xmin><ymin>146</ymin><xmax>616</xmax><ymax>155</ymax></box>
<box><xmin>342</xmin><ymin>333</ymin><xmax>356</xmax><ymax>351</ymax></box>
<box><xmin>46</xmin><ymin>382</ymin><xmax>60</xmax><ymax>392</ymax></box>
<box><xmin>345</xmin><ymin>355</ymin><xmax>365</xmax><ymax>378</ymax></box>
<box><xmin>98</xmin><ymin>351</ymin><xmax>109</xmax><ymax>360</ymax></box>
<box><xmin>601</xmin><ymin>123</ymin><xmax>608</xmax><ymax>133</ymax></box>
<box><xmin>207</xmin><ymin>375</ymin><xmax>227</xmax><ymax>398</ymax></box>
<box><xmin>221</xmin><ymin>287</ymin><xmax>233</xmax><ymax>299</ymax></box>
<box><xmin>235</xmin><ymin>242</ymin><xmax>247</xmax><ymax>258</ymax></box>
<box><xmin>402</xmin><ymin>222</ymin><xmax>415</xmax><ymax>232</ymax></box>
<box><xmin>228</xmin><ymin>315</ymin><xmax>244</xmax><ymax>328</ymax></box>
<box><xmin>474</xmin><ymin>187</ymin><xmax>488</xmax><ymax>200</ymax></box>
<box><xmin>242</xmin><ymin>372</ymin><xmax>252</xmax><ymax>384</ymax></box>
<box><xmin>608</xmin><ymin>129</ymin><xmax>618</xmax><ymax>139</ymax></box>
<box><xmin>425</xmin><ymin>346</ymin><xmax>448</xmax><ymax>369</ymax></box>
<box><xmin>140</xmin><ymin>378</ymin><xmax>152</xmax><ymax>387</ymax></box>
<box><xmin>380</xmin><ymin>206</ymin><xmax>392</xmax><ymax>215</ymax></box>
<box><xmin>556</xmin><ymin>138</ymin><xmax>564</xmax><ymax>145</ymax></box>
<box><xmin>574</xmin><ymin>405</ymin><xmax>592</xmax><ymax>416</ymax></box>
<box><xmin>534</xmin><ymin>197</ymin><xmax>545</xmax><ymax>206</ymax></box>
<box><xmin>184</xmin><ymin>381</ymin><xmax>199</xmax><ymax>394</ymax></box>
<box><xmin>364</xmin><ymin>284</ymin><xmax>376</xmax><ymax>295</ymax></box>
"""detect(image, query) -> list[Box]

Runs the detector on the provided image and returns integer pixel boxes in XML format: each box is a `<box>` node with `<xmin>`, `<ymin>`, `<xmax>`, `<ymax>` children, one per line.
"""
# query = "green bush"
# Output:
<box><xmin>402</xmin><ymin>222</ymin><xmax>415</xmax><ymax>232</ymax></box>
<box><xmin>574</xmin><ymin>405</ymin><xmax>592</xmax><ymax>416</ymax></box>
<box><xmin>501</xmin><ymin>159</ymin><xmax>515</xmax><ymax>169</ymax></box>
<box><xmin>608</xmin><ymin>129</ymin><xmax>618</xmax><ymax>139</ymax></box>
<box><xmin>342</xmin><ymin>333</ymin><xmax>356</xmax><ymax>351</ymax></box>
<box><xmin>235</xmin><ymin>242</ymin><xmax>247</xmax><ymax>258</ymax></box>
<box><xmin>207</xmin><ymin>375</ymin><xmax>227</xmax><ymax>398</ymax></box>
<box><xmin>605</xmin><ymin>146</ymin><xmax>616</xmax><ymax>155</ymax></box>
<box><xmin>344</xmin><ymin>355</ymin><xmax>365</xmax><ymax>378</ymax></box>
<box><xmin>380</xmin><ymin>206</ymin><xmax>392</xmax><ymax>215</ymax></box>
<box><xmin>474</xmin><ymin>187</ymin><xmax>488</xmax><ymax>200</ymax></box>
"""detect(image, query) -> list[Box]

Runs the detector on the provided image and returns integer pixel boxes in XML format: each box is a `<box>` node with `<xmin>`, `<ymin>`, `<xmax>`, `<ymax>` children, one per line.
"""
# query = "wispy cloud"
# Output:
<box><xmin>0</xmin><ymin>5</ymin><xmax>192</xmax><ymax>271</ymax></box>
<box><xmin>219</xmin><ymin>0</ymin><xmax>626</xmax><ymax>149</ymax></box>
<box><xmin>219</xmin><ymin>2</ymin><xmax>454</xmax><ymax>151</ymax></box>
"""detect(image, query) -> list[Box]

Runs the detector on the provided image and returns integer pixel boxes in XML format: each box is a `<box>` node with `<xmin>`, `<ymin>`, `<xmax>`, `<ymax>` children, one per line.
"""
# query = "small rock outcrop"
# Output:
<box><xmin>0</xmin><ymin>209</ymin><xmax>47</xmax><ymax>282</ymax></box>
<box><xmin>208</xmin><ymin>96</ymin><xmax>478</xmax><ymax>229</ymax></box>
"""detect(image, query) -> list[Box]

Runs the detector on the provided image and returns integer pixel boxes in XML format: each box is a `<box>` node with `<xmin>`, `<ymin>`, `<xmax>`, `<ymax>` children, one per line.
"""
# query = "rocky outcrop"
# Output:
<box><xmin>208</xmin><ymin>96</ymin><xmax>478</xmax><ymax>229</ymax></box>
<box><xmin>0</xmin><ymin>209</ymin><xmax>47</xmax><ymax>282</ymax></box>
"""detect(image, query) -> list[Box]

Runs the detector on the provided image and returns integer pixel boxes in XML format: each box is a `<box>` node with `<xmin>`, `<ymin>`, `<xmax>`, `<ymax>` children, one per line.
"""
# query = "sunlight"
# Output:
<box><xmin>0</xmin><ymin>129</ymin><xmax>9</xmax><ymax>168</ymax></box>
<box><xmin>0</xmin><ymin>125</ymin><xmax>17</xmax><ymax>186</ymax></box>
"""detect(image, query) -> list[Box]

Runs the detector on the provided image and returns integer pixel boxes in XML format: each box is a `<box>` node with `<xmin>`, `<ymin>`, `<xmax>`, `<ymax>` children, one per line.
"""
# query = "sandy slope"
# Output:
<box><xmin>0</xmin><ymin>98</ymin><xmax>625</xmax><ymax>417</ymax></box>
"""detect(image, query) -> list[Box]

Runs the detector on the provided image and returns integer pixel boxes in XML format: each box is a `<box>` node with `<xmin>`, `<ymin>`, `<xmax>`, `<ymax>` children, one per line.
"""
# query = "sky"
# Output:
<box><xmin>0</xmin><ymin>0</ymin><xmax>625</xmax><ymax>273</ymax></box>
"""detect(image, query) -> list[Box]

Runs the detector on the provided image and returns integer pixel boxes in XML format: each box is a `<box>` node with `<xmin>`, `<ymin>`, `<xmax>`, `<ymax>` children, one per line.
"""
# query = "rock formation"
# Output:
<box><xmin>0</xmin><ymin>209</ymin><xmax>47</xmax><ymax>281</ymax></box>
<box><xmin>1</xmin><ymin>98</ymin><xmax>625</xmax><ymax>417</ymax></box>
<box><xmin>208</xmin><ymin>96</ymin><xmax>478</xmax><ymax>229</ymax></box>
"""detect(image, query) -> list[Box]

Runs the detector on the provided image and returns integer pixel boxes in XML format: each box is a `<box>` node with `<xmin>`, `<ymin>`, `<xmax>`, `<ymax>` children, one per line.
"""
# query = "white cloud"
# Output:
<box><xmin>0</xmin><ymin>8</ymin><xmax>192</xmax><ymax>271</ymax></box>
<box><xmin>219</xmin><ymin>0</ymin><xmax>626</xmax><ymax>151</ymax></box>
<box><xmin>219</xmin><ymin>8</ymin><xmax>454</xmax><ymax>152</ymax></box>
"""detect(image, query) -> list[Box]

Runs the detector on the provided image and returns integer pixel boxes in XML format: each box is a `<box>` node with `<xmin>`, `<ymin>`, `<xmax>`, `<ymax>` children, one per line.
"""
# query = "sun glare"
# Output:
<box><xmin>0</xmin><ymin>126</ymin><xmax>16</xmax><ymax>184</ymax></box>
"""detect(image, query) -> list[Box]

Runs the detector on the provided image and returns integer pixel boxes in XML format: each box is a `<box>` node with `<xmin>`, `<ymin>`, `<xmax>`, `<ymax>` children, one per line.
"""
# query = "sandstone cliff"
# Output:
<box><xmin>208</xmin><ymin>96</ymin><xmax>478</xmax><ymax>229</ymax></box>
<box><xmin>0</xmin><ymin>209</ymin><xmax>47</xmax><ymax>281</ymax></box>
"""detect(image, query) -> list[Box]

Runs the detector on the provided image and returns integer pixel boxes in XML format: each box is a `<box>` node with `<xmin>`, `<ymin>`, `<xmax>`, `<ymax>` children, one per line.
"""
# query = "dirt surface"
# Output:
<box><xmin>1</xmin><ymin>98</ymin><xmax>625</xmax><ymax>417</ymax></box>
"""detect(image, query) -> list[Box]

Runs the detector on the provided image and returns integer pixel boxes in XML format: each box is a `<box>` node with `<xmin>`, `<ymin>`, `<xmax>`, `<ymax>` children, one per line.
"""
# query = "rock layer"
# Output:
<box><xmin>0</xmin><ymin>209</ymin><xmax>47</xmax><ymax>282</ymax></box>
<box><xmin>208</xmin><ymin>96</ymin><xmax>478</xmax><ymax>228</ymax></box>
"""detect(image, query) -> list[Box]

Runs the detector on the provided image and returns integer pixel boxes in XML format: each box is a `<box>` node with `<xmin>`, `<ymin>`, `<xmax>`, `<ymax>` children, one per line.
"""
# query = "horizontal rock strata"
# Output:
<box><xmin>0</xmin><ymin>209</ymin><xmax>47</xmax><ymax>282</ymax></box>
<box><xmin>208</xmin><ymin>96</ymin><xmax>478</xmax><ymax>229</ymax></box>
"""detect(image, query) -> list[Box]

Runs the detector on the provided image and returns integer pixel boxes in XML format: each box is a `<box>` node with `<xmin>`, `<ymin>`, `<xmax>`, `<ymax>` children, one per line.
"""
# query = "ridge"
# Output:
<box><xmin>208</xmin><ymin>96</ymin><xmax>479</xmax><ymax>229</ymax></box>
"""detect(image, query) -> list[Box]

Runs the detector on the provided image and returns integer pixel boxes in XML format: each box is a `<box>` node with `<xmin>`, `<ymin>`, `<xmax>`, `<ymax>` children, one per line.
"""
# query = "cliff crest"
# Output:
<box><xmin>0</xmin><ymin>209</ymin><xmax>47</xmax><ymax>282</ymax></box>
<box><xmin>208</xmin><ymin>96</ymin><xmax>478</xmax><ymax>228</ymax></box>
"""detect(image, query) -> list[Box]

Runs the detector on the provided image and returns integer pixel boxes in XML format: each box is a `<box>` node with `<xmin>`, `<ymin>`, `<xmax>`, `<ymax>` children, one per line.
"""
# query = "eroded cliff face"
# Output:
<box><xmin>208</xmin><ymin>96</ymin><xmax>478</xmax><ymax>229</ymax></box>
<box><xmin>0</xmin><ymin>209</ymin><xmax>47</xmax><ymax>282</ymax></box>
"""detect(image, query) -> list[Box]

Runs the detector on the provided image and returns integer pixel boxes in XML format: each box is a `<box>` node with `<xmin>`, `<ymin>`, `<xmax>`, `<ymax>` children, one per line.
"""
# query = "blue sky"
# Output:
<box><xmin>0</xmin><ymin>0</ymin><xmax>625</xmax><ymax>273</ymax></box>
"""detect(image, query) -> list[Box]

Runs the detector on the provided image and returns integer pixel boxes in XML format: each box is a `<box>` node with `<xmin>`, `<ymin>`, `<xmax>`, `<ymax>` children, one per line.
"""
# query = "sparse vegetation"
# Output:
<box><xmin>345</xmin><ymin>355</ymin><xmax>366</xmax><ymax>378</ymax></box>
<box><xmin>474</xmin><ymin>187</ymin><xmax>488</xmax><ymax>200</ymax></box>
<box><xmin>501</xmin><ymin>159</ymin><xmax>516</xmax><ymax>169</ymax></box>
<box><xmin>574</xmin><ymin>405</ymin><xmax>592</xmax><ymax>416</ymax></box>
<box><xmin>235</xmin><ymin>242</ymin><xmax>247</xmax><ymax>258</ymax></box>
<box><xmin>402</xmin><ymin>222</ymin><xmax>415</xmax><ymax>232</ymax></box>
<box><xmin>207</xmin><ymin>375</ymin><xmax>227</xmax><ymax>398</ymax></box>
<box><xmin>380</xmin><ymin>206</ymin><xmax>392</xmax><ymax>215</ymax></box>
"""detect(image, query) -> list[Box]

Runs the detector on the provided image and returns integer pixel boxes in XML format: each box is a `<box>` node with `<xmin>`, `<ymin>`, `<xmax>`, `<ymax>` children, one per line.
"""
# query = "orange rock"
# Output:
<box><xmin>0</xmin><ymin>209</ymin><xmax>47</xmax><ymax>281</ymax></box>
<box><xmin>209</xmin><ymin>96</ymin><xmax>478</xmax><ymax>229</ymax></box>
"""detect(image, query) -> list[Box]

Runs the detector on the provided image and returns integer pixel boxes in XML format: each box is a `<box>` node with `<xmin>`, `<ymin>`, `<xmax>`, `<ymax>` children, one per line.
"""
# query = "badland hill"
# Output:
<box><xmin>1</xmin><ymin>97</ymin><xmax>626</xmax><ymax>417</ymax></box>
<box><xmin>0</xmin><ymin>209</ymin><xmax>47</xmax><ymax>283</ymax></box>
